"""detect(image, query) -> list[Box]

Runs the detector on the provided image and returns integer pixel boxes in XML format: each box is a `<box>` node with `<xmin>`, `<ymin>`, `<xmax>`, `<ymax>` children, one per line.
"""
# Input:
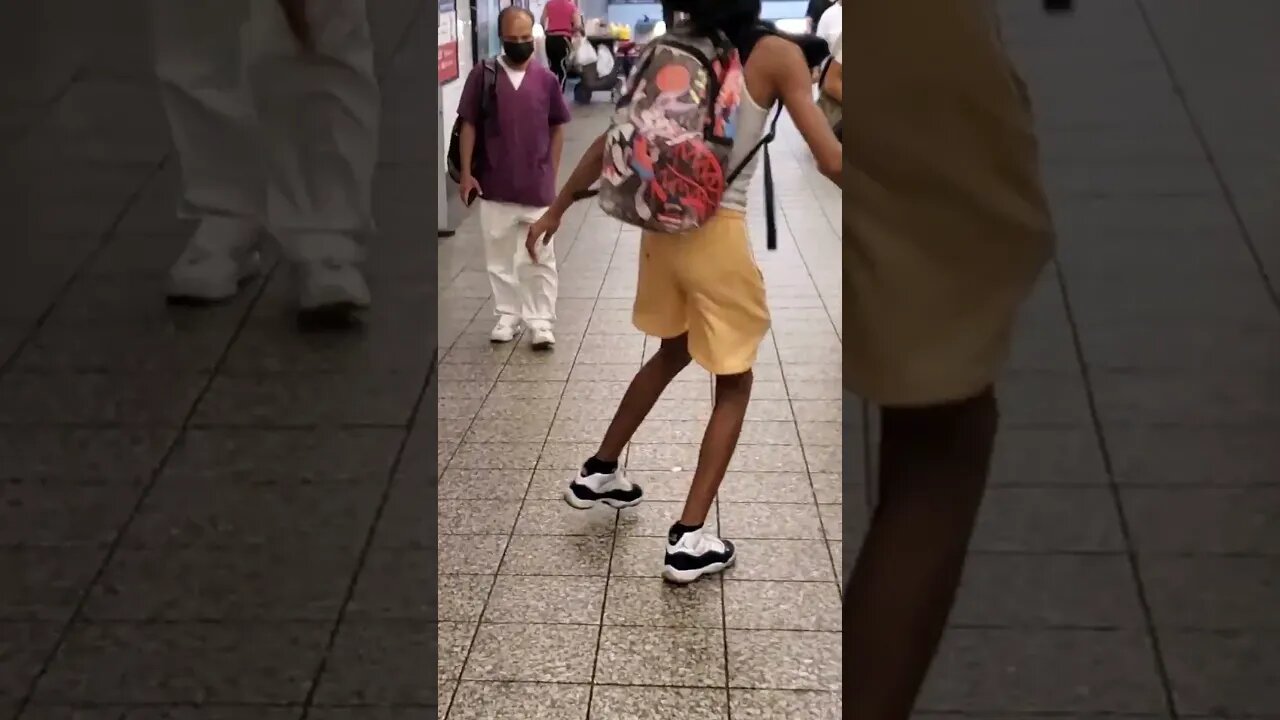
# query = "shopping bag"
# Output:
<box><xmin>595</xmin><ymin>44</ymin><xmax>614</xmax><ymax>76</ymax></box>
<box><xmin>574</xmin><ymin>38</ymin><xmax>598</xmax><ymax>67</ymax></box>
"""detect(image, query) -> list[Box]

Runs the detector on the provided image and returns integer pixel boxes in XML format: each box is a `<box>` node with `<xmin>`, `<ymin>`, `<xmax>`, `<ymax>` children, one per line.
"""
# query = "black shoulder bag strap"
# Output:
<box><xmin>479</xmin><ymin>59</ymin><xmax>499</xmax><ymax>127</ymax></box>
<box><xmin>722</xmin><ymin>23</ymin><xmax>787</xmax><ymax>250</ymax></box>
<box><xmin>469</xmin><ymin>60</ymin><xmax>499</xmax><ymax>174</ymax></box>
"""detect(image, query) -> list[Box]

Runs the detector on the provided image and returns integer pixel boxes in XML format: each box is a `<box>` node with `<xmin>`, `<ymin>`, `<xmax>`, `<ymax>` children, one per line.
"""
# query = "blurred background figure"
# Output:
<box><xmin>541</xmin><ymin>0</ymin><xmax>583</xmax><ymax>89</ymax></box>
<box><xmin>842</xmin><ymin>1</ymin><xmax>1054</xmax><ymax>717</ymax></box>
<box><xmin>150</xmin><ymin>0</ymin><xmax>380</xmax><ymax>324</ymax></box>
<box><xmin>804</xmin><ymin>0</ymin><xmax>834</xmax><ymax>34</ymax></box>
<box><xmin>814</xmin><ymin>0</ymin><xmax>840</xmax><ymax>50</ymax></box>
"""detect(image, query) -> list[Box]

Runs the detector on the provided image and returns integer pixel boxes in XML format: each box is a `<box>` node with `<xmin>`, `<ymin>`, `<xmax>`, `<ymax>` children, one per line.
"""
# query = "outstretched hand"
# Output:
<box><xmin>526</xmin><ymin>210</ymin><xmax>562</xmax><ymax>263</ymax></box>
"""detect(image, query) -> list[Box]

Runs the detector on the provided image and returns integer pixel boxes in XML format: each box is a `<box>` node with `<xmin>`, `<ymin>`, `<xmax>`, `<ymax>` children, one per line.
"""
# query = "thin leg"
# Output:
<box><xmin>595</xmin><ymin>335</ymin><xmax>692</xmax><ymax>462</ymax></box>
<box><xmin>845</xmin><ymin>387</ymin><xmax>999</xmax><ymax>720</ymax></box>
<box><xmin>679</xmin><ymin>369</ymin><xmax>752</xmax><ymax>526</ymax></box>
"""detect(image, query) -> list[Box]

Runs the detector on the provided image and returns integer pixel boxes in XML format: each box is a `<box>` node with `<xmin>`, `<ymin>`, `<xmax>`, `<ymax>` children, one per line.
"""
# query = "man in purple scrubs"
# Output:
<box><xmin>457</xmin><ymin>6</ymin><xmax>571</xmax><ymax>350</ymax></box>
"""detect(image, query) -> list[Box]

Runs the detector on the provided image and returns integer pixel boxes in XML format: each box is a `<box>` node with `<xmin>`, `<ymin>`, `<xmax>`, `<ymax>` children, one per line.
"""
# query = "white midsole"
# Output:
<box><xmin>563</xmin><ymin>487</ymin><xmax>643</xmax><ymax>509</ymax></box>
<box><xmin>662</xmin><ymin>555</ymin><xmax>735</xmax><ymax>584</ymax></box>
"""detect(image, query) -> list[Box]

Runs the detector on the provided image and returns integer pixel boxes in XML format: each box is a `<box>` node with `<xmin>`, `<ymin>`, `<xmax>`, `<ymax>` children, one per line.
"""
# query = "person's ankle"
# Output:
<box><xmin>669</xmin><ymin>521</ymin><xmax>703</xmax><ymax>541</ymax></box>
<box><xmin>582</xmin><ymin>455</ymin><xmax>618</xmax><ymax>476</ymax></box>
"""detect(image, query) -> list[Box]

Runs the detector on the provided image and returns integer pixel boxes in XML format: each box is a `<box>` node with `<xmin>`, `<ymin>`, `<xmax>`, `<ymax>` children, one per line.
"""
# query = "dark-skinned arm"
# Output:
<box><xmin>822</xmin><ymin>59</ymin><xmax>842</xmax><ymax>104</ymax></box>
<box><xmin>767</xmin><ymin>38</ymin><xmax>842</xmax><ymax>185</ymax></box>
<box><xmin>547</xmin><ymin>132</ymin><xmax>605</xmax><ymax>217</ymax></box>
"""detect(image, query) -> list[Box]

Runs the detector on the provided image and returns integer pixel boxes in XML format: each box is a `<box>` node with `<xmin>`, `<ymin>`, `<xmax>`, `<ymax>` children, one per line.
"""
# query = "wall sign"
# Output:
<box><xmin>439</xmin><ymin>0</ymin><xmax>460</xmax><ymax>84</ymax></box>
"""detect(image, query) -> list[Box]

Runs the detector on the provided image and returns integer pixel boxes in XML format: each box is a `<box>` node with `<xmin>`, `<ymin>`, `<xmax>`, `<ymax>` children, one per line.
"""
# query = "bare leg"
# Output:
<box><xmin>595</xmin><ymin>335</ymin><xmax>692</xmax><ymax>462</ymax></box>
<box><xmin>679</xmin><ymin>369</ymin><xmax>753</xmax><ymax>526</ymax></box>
<box><xmin>845</xmin><ymin>387</ymin><xmax>999</xmax><ymax>720</ymax></box>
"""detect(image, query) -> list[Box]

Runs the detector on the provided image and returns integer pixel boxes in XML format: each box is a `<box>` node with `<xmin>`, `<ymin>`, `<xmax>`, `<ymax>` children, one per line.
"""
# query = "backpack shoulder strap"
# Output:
<box><xmin>817</xmin><ymin>55</ymin><xmax>832</xmax><ymax>89</ymax></box>
<box><xmin>724</xmin><ymin>103</ymin><xmax>783</xmax><ymax>188</ymax></box>
<box><xmin>478</xmin><ymin>59</ymin><xmax>500</xmax><ymax>132</ymax></box>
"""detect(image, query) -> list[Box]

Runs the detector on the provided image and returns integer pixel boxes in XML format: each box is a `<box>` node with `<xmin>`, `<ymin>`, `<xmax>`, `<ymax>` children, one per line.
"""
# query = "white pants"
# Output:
<box><xmin>479</xmin><ymin>200</ymin><xmax>558</xmax><ymax>327</ymax></box>
<box><xmin>151</xmin><ymin>0</ymin><xmax>379</xmax><ymax>263</ymax></box>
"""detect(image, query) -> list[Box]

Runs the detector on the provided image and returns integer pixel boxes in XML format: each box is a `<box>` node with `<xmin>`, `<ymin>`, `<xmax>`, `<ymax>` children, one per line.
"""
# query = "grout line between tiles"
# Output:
<box><xmin>1053</xmin><ymin>186</ymin><xmax>1183</xmax><ymax>720</ymax></box>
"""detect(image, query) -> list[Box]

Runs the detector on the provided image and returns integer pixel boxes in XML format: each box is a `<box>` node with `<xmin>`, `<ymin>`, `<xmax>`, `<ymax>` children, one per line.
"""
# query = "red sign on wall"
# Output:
<box><xmin>439</xmin><ymin>0</ymin><xmax>459</xmax><ymax>84</ymax></box>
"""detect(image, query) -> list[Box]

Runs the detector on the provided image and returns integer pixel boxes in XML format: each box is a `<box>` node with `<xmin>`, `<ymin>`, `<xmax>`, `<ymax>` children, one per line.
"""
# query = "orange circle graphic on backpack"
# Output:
<box><xmin>654</xmin><ymin>64</ymin><xmax>691</xmax><ymax>94</ymax></box>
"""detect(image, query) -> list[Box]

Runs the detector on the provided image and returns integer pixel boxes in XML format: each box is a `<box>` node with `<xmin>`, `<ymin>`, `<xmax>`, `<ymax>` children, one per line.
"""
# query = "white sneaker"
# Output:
<box><xmin>530</xmin><ymin>326</ymin><xmax>555</xmax><ymax>350</ymax></box>
<box><xmin>663</xmin><ymin>526</ymin><xmax>736</xmax><ymax>584</ymax></box>
<box><xmin>297</xmin><ymin>258</ymin><xmax>371</xmax><ymax>314</ymax></box>
<box><xmin>489</xmin><ymin>316</ymin><xmax>522</xmax><ymax>343</ymax></box>
<box><xmin>166</xmin><ymin>217</ymin><xmax>262</xmax><ymax>302</ymax></box>
<box><xmin>564</xmin><ymin>465</ymin><xmax>643</xmax><ymax>509</ymax></box>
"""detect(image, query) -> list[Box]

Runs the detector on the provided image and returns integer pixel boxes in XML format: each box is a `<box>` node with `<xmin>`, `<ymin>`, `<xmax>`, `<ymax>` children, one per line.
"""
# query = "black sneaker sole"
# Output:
<box><xmin>662</xmin><ymin>541</ymin><xmax>736</xmax><ymax>584</ymax></box>
<box><xmin>297</xmin><ymin>302</ymin><xmax>365</xmax><ymax>331</ymax></box>
<box><xmin>165</xmin><ymin>294</ymin><xmax>233</xmax><ymax>307</ymax></box>
<box><xmin>563</xmin><ymin>481</ymin><xmax>643</xmax><ymax>509</ymax></box>
<box><xmin>662</xmin><ymin>554</ymin><xmax>736</xmax><ymax>584</ymax></box>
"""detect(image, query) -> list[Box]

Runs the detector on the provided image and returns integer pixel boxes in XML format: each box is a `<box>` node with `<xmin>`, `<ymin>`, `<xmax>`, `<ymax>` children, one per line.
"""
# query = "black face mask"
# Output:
<box><xmin>503</xmin><ymin>40</ymin><xmax>534</xmax><ymax>64</ymax></box>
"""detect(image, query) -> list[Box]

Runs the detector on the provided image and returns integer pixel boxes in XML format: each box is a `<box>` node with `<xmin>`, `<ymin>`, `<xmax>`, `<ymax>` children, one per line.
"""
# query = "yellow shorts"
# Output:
<box><xmin>633</xmin><ymin>210</ymin><xmax>771</xmax><ymax>376</ymax></box>
<box><xmin>843</xmin><ymin>0</ymin><xmax>1054</xmax><ymax>406</ymax></box>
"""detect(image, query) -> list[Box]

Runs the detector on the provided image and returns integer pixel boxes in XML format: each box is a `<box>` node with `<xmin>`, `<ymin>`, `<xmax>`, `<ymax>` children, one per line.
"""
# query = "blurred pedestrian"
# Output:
<box><xmin>842</xmin><ymin>1</ymin><xmax>1055</xmax><ymax>717</ymax></box>
<box><xmin>541</xmin><ymin>0</ymin><xmax>583</xmax><ymax>88</ymax></box>
<box><xmin>458</xmin><ymin>6</ymin><xmax>570</xmax><ymax>349</ymax></box>
<box><xmin>152</xmin><ymin>0</ymin><xmax>379</xmax><ymax>324</ymax></box>
<box><xmin>804</xmin><ymin>0</ymin><xmax>834</xmax><ymax>34</ymax></box>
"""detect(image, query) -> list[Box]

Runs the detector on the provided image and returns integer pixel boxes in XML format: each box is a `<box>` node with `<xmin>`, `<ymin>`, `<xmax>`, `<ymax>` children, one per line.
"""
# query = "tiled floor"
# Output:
<box><xmin>1</xmin><ymin>1</ymin><xmax>439</xmax><ymax>719</ymax></box>
<box><xmin>2</xmin><ymin>0</ymin><xmax>1280</xmax><ymax>719</ymax></box>
<box><xmin>436</xmin><ymin>104</ymin><xmax>845</xmax><ymax>718</ymax></box>
<box><xmin>435</xmin><ymin>1</ymin><xmax>1280</xmax><ymax>718</ymax></box>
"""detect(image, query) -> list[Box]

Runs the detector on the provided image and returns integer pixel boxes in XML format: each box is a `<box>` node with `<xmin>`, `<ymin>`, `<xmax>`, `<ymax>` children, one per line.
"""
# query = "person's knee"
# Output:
<box><xmin>654</xmin><ymin>336</ymin><xmax>692</xmax><ymax>373</ymax></box>
<box><xmin>883</xmin><ymin>386</ymin><xmax>998</xmax><ymax>438</ymax></box>
<box><xmin>714</xmin><ymin>368</ymin><xmax>754</xmax><ymax>401</ymax></box>
<box><xmin>879</xmin><ymin>387</ymin><xmax>999</xmax><ymax>498</ymax></box>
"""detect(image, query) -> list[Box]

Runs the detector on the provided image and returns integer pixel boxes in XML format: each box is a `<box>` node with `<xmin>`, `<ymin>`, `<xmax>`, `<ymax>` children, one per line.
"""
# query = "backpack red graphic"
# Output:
<box><xmin>597</xmin><ymin>28</ymin><xmax>744</xmax><ymax>234</ymax></box>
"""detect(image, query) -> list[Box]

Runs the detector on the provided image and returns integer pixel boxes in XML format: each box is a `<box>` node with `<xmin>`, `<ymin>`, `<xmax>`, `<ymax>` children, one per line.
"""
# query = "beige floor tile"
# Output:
<box><xmin>604</xmin><ymin>576</ymin><xmax>724</xmax><ymax>628</ymax></box>
<box><xmin>463</xmin><ymin>623</ymin><xmax>599</xmax><ymax>682</ymax></box>
<box><xmin>448</xmin><ymin>681</ymin><xmax>591</xmax><ymax>719</ymax></box>
<box><xmin>484</xmin><ymin>575</ymin><xmax>607</xmax><ymax>624</ymax></box>
<box><xmin>717</xmin><ymin>472</ymin><xmax>814</xmax><ymax>504</ymax></box>
<box><xmin>727</xmin><ymin>629</ymin><xmax>841</xmax><ymax>691</ymax></box>
<box><xmin>591</xmin><ymin>686</ymin><xmax>729</xmax><ymax>719</ymax></box>
<box><xmin>719</xmin><ymin>503</ymin><xmax>823</xmax><ymax>540</ymax></box>
<box><xmin>723</xmin><ymin>580</ymin><xmax>842</xmax><ymax>631</ymax></box>
<box><xmin>515</xmin><ymin>500</ymin><xmax>617</xmax><ymax>536</ymax></box>
<box><xmin>595</xmin><ymin>626</ymin><xmax>727</xmax><ymax>687</ymax></box>
<box><xmin>437</xmin><ymin>534</ymin><xmax>509</xmax><ymax>574</ymax></box>
<box><xmin>730</xmin><ymin>689</ymin><xmax>841</xmax><ymax>719</ymax></box>
<box><xmin>499</xmin><ymin>534</ymin><xmax>613</xmax><ymax>577</ymax></box>
<box><xmin>722</xmin><ymin>539</ymin><xmax>838</xmax><ymax>582</ymax></box>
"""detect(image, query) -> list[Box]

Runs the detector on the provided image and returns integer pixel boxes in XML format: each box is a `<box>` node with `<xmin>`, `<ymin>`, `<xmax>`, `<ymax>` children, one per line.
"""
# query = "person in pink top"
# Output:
<box><xmin>541</xmin><ymin>0</ymin><xmax>582</xmax><ymax>87</ymax></box>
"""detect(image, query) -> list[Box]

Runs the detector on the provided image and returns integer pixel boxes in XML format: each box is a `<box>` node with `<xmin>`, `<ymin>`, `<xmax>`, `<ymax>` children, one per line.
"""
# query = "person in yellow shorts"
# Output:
<box><xmin>525</xmin><ymin>0</ymin><xmax>842</xmax><ymax>585</ymax></box>
<box><xmin>841</xmin><ymin>1</ymin><xmax>1057</xmax><ymax>718</ymax></box>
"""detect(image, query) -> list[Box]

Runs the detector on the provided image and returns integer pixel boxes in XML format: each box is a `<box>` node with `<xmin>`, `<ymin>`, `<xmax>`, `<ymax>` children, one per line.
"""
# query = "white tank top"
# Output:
<box><xmin>719</xmin><ymin>81</ymin><xmax>773</xmax><ymax>212</ymax></box>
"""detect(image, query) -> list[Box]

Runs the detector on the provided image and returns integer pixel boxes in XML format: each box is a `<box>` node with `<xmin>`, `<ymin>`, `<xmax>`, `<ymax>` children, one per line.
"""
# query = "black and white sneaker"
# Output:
<box><xmin>564</xmin><ymin>467</ymin><xmax>643</xmax><ymax>509</ymax></box>
<box><xmin>663</xmin><ymin>526</ymin><xmax>736</xmax><ymax>584</ymax></box>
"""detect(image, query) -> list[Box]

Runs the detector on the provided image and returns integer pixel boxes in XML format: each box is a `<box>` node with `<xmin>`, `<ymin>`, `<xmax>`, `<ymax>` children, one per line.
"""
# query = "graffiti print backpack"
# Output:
<box><xmin>596</xmin><ymin>26</ymin><xmax>756</xmax><ymax>235</ymax></box>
